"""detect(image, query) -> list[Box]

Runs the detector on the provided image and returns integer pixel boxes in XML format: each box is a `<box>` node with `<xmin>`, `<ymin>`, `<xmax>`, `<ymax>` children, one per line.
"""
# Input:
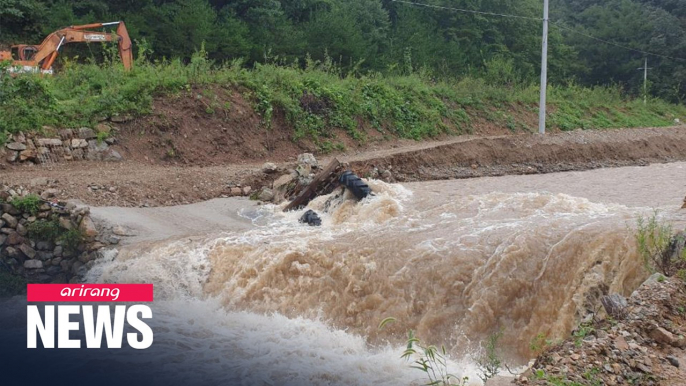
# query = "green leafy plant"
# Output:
<box><xmin>96</xmin><ymin>131</ymin><xmax>109</xmax><ymax>144</ymax></box>
<box><xmin>11</xmin><ymin>195</ymin><xmax>41</xmax><ymax>215</ymax></box>
<box><xmin>474</xmin><ymin>331</ymin><xmax>504</xmax><ymax>383</ymax></box>
<box><xmin>572</xmin><ymin>323</ymin><xmax>594</xmax><ymax>347</ymax></box>
<box><xmin>378</xmin><ymin>317</ymin><xmax>467</xmax><ymax>386</ymax></box>
<box><xmin>402</xmin><ymin>330</ymin><xmax>468</xmax><ymax>386</ymax></box>
<box><xmin>529</xmin><ymin>332</ymin><xmax>553</xmax><ymax>356</ymax></box>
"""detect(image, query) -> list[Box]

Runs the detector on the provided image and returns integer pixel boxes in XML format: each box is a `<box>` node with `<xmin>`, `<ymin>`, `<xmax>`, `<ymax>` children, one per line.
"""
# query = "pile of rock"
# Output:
<box><xmin>0</xmin><ymin>187</ymin><xmax>114</xmax><ymax>284</ymax></box>
<box><xmin>257</xmin><ymin>153</ymin><xmax>321</xmax><ymax>204</ymax></box>
<box><xmin>367</xmin><ymin>166</ymin><xmax>395</xmax><ymax>183</ymax></box>
<box><xmin>518</xmin><ymin>274</ymin><xmax>686</xmax><ymax>385</ymax></box>
<box><xmin>4</xmin><ymin>126</ymin><xmax>122</xmax><ymax>164</ymax></box>
<box><xmin>224</xmin><ymin>184</ymin><xmax>253</xmax><ymax>197</ymax></box>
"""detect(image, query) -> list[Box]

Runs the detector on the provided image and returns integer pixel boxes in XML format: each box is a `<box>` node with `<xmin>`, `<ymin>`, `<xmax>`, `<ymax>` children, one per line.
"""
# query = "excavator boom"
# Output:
<box><xmin>0</xmin><ymin>21</ymin><xmax>133</xmax><ymax>73</ymax></box>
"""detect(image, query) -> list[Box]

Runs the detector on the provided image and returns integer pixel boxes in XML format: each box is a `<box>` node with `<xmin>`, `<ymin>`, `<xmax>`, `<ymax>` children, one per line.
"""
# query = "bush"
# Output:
<box><xmin>27</xmin><ymin>218</ymin><xmax>84</xmax><ymax>254</ymax></box>
<box><xmin>59</xmin><ymin>229</ymin><xmax>83</xmax><ymax>255</ymax></box>
<box><xmin>0</xmin><ymin>269</ymin><xmax>27</xmax><ymax>297</ymax></box>
<box><xmin>11</xmin><ymin>195</ymin><xmax>42</xmax><ymax>215</ymax></box>
<box><xmin>27</xmin><ymin>219</ymin><xmax>61</xmax><ymax>241</ymax></box>
<box><xmin>635</xmin><ymin>212</ymin><xmax>686</xmax><ymax>276</ymax></box>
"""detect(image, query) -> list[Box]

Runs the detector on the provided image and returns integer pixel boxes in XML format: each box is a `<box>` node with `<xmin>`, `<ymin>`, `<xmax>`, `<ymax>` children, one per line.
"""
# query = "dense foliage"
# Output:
<box><xmin>1</xmin><ymin>0</ymin><xmax>685</xmax><ymax>102</ymax></box>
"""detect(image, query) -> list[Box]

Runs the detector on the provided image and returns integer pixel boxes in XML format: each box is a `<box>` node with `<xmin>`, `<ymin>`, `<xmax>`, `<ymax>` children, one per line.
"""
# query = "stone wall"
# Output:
<box><xmin>0</xmin><ymin>187</ymin><xmax>115</xmax><ymax>284</ymax></box>
<box><xmin>4</xmin><ymin>125</ymin><xmax>122</xmax><ymax>164</ymax></box>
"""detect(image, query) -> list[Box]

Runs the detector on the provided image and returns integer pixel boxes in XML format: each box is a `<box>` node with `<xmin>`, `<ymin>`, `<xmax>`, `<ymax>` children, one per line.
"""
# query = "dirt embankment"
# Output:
<box><xmin>113</xmin><ymin>88</ymin><xmax>316</xmax><ymax>166</ymax></box>
<box><xmin>346</xmin><ymin>126</ymin><xmax>686</xmax><ymax>182</ymax></box>
<box><xmin>108</xmin><ymin>87</ymin><xmax>539</xmax><ymax>167</ymax></box>
<box><xmin>2</xmin><ymin>126</ymin><xmax>686</xmax><ymax>207</ymax></box>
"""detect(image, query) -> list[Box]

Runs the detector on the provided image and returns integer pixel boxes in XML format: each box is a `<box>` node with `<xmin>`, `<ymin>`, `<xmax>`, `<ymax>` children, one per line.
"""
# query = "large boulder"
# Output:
<box><xmin>19</xmin><ymin>148</ymin><xmax>37</xmax><ymax>161</ymax></box>
<box><xmin>102</xmin><ymin>149</ymin><xmax>123</xmax><ymax>162</ymax></box>
<box><xmin>6</xmin><ymin>142</ymin><xmax>27</xmax><ymax>151</ymax></box>
<box><xmin>19</xmin><ymin>244</ymin><xmax>37</xmax><ymax>259</ymax></box>
<box><xmin>78</xmin><ymin>127</ymin><xmax>96</xmax><ymax>139</ymax></box>
<box><xmin>1</xmin><ymin>213</ymin><xmax>18</xmax><ymax>228</ymax></box>
<box><xmin>297</xmin><ymin>153</ymin><xmax>318</xmax><ymax>168</ymax></box>
<box><xmin>23</xmin><ymin>259</ymin><xmax>43</xmax><ymax>269</ymax></box>
<box><xmin>36</xmin><ymin>138</ymin><xmax>62</xmax><ymax>147</ymax></box>
<box><xmin>7</xmin><ymin>231</ymin><xmax>24</xmax><ymax>245</ymax></box>
<box><xmin>262</xmin><ymin>162</ymin><xmax>278</xmax><ymax>173</ymax></box>
<box><xmin>110</xmin><ymin>114</ymin><xmax>132</xmax><ymax>123</ymax></box>
<box><xmin>58</xmin><ymin>129</ymin><xmax>74</xmax><ymax>138</ymax></box>
<box><xmin>258</xmin><ymin>188</ymin><xmax>275</xmax><ymax>202</ymax></box>
<box><xmin>78</xmin><ymin>215</ymin><xmax>98</xmax><ymax>239</ymax></box>
<box><xmin>272</xmin><ymin>173</ymin><xmax>297</xmax><ymax>203</ymax></box>
<box><xmin>6</xmin><ymin>151</ymin><xmax>19</xmax><ymax>162</ymax></box>
<box><xmin>70</xmin><ymin>138</ymin><xmax>89</xmax><ymax>148</ymax></box>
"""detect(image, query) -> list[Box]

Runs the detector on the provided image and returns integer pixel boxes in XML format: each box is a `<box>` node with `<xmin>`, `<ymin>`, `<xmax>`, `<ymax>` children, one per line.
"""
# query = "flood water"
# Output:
<box><xmin>7</xmin><ymin>162</ymin><xmax>686</xmax><ymax>385</ymax></box>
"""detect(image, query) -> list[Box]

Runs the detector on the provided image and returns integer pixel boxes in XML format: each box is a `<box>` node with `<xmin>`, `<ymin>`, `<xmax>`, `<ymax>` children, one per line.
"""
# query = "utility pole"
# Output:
<box><xmin>538</xmin><ymin>0</ymin><xmax>549</xmax><ymax>134</ymax></box>
<box><xmin>638</xmin><ymin>58</ymin><xmax>652</xmax><ymax>105</ymax></box>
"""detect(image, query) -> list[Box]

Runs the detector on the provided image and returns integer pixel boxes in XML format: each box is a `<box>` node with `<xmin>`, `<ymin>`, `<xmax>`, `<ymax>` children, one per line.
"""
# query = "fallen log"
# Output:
<box><xmin>284</xmin><ymin>158</ymin><xmax>341</xmax><ymax>211</ymax></box>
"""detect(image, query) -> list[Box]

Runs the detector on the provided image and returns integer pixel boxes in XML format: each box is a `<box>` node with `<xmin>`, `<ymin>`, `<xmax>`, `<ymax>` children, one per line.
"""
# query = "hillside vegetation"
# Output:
<box><xmin>1</xmin><ymin>50</ymin><xmax>685</xmax><ymax>147</ymax></box>
<box><xmin>3</xmin><ymin>0</ymin><xmax>686</xmax><ymax>145</ymax></box>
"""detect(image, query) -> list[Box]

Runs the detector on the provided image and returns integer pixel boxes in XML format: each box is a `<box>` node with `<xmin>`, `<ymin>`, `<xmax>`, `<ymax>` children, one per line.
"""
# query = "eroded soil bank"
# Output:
<box><xmin>2</xmin><ymin>126</ymin><xmax>686</xmax><ymax>207</ymax></box>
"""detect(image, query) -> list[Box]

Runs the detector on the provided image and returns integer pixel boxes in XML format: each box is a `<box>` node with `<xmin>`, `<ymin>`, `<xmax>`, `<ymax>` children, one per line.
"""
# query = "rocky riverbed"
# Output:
<box><xmin>515</xmin><ymin>274</ymin><xmax>686</xmax><ymax>385</ymax></box>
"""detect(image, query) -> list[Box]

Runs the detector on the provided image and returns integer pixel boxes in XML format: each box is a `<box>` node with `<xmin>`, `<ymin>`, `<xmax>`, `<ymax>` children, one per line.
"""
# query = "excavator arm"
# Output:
<box><xmin>5</xmin><ymin>21</ymin><xmax>133</xmax><ymax>73</ymax></box>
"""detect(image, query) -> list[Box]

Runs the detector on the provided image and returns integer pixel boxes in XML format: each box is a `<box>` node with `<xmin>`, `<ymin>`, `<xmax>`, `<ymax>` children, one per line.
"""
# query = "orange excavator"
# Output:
<box><xmin>0</xmin><ymin>21</ymin><xmax>133</xmax><ymax>74</ymax></box>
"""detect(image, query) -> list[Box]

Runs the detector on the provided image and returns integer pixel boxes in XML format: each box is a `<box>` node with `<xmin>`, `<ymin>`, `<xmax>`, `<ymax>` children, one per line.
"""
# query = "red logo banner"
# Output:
<box><xmin>27</xmin><ymin>284</ymin><xmax>153</xmax><ymax>302</ymax></box>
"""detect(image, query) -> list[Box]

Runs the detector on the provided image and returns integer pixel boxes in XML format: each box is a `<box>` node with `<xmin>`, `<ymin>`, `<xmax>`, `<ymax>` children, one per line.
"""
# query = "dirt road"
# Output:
<box><xmin>2</xmin><ymin>126</ymin><xmax>685</xmax><ymax>207</ymax></box>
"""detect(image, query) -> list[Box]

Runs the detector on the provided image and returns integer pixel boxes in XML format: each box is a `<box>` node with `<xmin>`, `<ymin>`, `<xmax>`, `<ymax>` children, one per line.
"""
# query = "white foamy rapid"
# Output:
<box><xmin>85</xmin><ymin>171</ymin><xmax>680</xmax><ymax>384</ymax></box>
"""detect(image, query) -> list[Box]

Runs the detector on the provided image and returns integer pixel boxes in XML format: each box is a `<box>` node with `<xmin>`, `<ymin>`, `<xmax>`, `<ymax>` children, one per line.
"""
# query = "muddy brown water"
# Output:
<box><xmin>82</xmin><ymin>162</ymin><xmax>686</xmax><ymax>385</ymax></box>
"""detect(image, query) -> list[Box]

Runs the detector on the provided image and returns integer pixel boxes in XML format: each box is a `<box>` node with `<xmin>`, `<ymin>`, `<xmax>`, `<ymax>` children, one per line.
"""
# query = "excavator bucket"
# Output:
<box><xmin>116</xmin><ymin>22</ymin><xmax>133</xmax><ymax>71</ymax></box>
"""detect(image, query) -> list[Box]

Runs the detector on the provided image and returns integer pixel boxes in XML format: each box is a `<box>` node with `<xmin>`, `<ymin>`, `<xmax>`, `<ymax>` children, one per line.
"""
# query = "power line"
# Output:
<box><xmin>392</xmin><ymin>0</ymin><xmax>686</xmax><ymax>62</ymax></box>
<box><xmin>391</xmin><ymin>0</ymin><xmax>542</xmax><ymax>21</ymax></box>
<box><xmin>552</xmin><ymin>22</ymin><xmax>686</xmax><ymax>62</ymax></box>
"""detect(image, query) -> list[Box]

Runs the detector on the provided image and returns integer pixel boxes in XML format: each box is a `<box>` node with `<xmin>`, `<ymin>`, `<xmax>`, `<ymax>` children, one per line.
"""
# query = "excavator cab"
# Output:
<box><xmin>11</xmin><ymin>45</ymin><xmax>39</xmax><ymax>61</ymax></box>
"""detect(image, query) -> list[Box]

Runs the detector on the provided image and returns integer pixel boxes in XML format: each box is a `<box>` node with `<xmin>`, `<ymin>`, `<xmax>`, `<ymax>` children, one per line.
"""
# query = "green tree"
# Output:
<box><xmin>303</xmin><ymin>0</ymin><xmax>389</xmax><ymax>69</ymax></box>
<box><xmin>0</xmin><ymin>0</ymin><xmax>47</xmax><ymax>40</ymax></box>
